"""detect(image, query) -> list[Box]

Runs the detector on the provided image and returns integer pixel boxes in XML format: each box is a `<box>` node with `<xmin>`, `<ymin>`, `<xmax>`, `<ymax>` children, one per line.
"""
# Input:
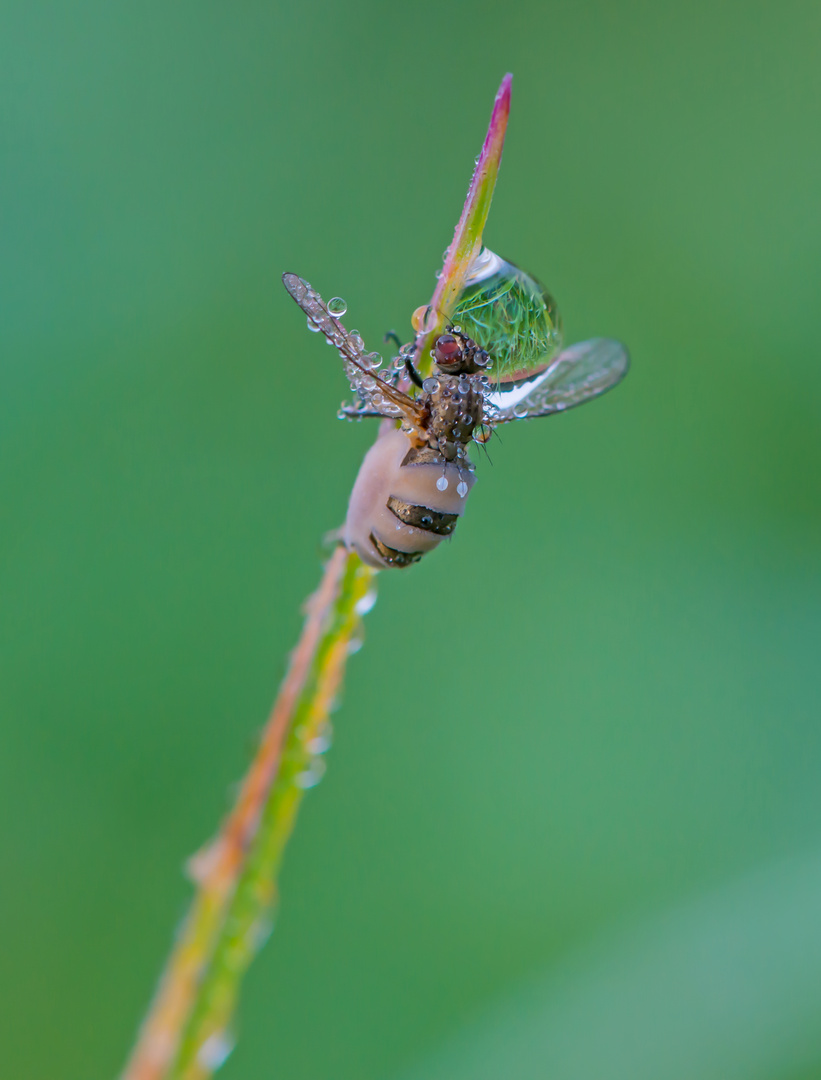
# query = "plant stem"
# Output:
<box><xmin>120</xmin><ymin>72</ymin><xmax>511</xmax><ymax>1080</ymax></box>
<box><xmin>121</xmin><ymin>548</ymin><xmax>376</xmax><ymax>1079</ymax></box>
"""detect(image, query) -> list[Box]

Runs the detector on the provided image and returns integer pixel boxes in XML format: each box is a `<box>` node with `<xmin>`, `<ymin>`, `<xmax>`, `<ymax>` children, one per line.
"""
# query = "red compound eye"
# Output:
<box><xmin>435</xmin><ymin>335</ymin><xmax>462</xmax><ymax>365</ymax></box>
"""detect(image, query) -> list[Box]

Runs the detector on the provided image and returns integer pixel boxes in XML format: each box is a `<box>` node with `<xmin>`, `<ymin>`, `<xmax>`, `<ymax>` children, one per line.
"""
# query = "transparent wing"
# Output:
<box><xmin>486</xmin><ymin>338</ymin><xmax>629</xmax><ymax>422</ymax></box>
<box><xmin>282</xmin><ymin>272</ymin><xmax>422</xmax><ymax>423</ymax></box>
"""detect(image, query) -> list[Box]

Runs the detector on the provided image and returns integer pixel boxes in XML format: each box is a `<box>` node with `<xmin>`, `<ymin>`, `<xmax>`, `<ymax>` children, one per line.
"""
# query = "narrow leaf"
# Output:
<box><xmin>414</xmin><ymin>73</ymin><xmax>512</xmax><ymax>375</ymax></box>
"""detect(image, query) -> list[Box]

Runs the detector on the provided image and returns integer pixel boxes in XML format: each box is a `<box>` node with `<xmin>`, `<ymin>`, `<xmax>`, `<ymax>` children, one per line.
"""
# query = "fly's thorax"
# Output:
<box><xmin>344</xmin><ymin>428</ymin><xmax>476</xmax><ymax>570</ymax></box>
<box><xmin>420</xmin><ymin>373</ymin><xmax>485</xmax><ymax>461</ymax></box>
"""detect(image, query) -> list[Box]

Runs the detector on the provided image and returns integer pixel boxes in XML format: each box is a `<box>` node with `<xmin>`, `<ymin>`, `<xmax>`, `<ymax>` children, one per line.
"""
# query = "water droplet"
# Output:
<box><xmin>327</xmin><ymin>296</ymin><xmax>347</xmax><ymax>316</ymax></box>
<box><xmin>307</xmin><ymin>317</ymin><xmax>321</xmax><ymax>333</ymax></box>
<box><xmin>452</xmin><ymin>324</ymin><xmax>462</xmax><ymax>334</ymax></box>
<box><xmin>197</xmin><ymin>1031</ymin><xmax>235</xmax><ymax>1071</ymax></box>
<box><xmin>421</xmin><ymin>515</ymin><xmax>433</xmax><ymax>526</ymax></box>
<box><xmin>355</xmin><ymin>588</ymin><xmax>378</xmax><ymax>615</ymax></box>
<box><xmin>347</xmin><ymin>330</ymin><xmax>364</xmax><ymax>352</ymax></box>
<box><xmin>454</xmin><ymin>248</ymin><xmax>563</xmax><ymax>380</ymax></box>
<box><xmin>295</xmin><ymin>758</ymin><xmax>326</xmax><ymax>789</ymax></box>
<box><xmin>457</xmin><ymin>480</ymin><xmax>469</xmax><ymax>498</ymax></box>
<box><xmin>411</xmin><ymin>305</ymin><xmax>437</xmax><ymax>333</ymax></box>
<box><xmin>249</xmin><ymin>914</ymin><xmax>274</xmax><ymax>950</ymax></box>
<box><xmin>422</xmin><ymin>377</ymin><xmax>439</xmax><ymax>393</ymax></box>
<box><xmin>308</xmin><ymin>732</ymin><xmax>332</xmax><ymax>755</ymax></box>
<box><xmin>436</xmin><ymin>476</ymin><xmax>449</xmax><ymax>491</ymax></box>
<box><xmin>458</xmin><ymin>378</ymin><xmax>470</xmax><ymax>394</ymax></box>
<box><xmin>513</xmin><ymin>403</ymin><xmax>528</xmax><ymax>418</ymax></box>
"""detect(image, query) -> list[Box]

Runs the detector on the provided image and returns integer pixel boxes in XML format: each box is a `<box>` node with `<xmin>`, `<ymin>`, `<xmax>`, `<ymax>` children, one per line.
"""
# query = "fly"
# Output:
<box><xmin>282</xmin><ymin>247</ymin><xmax>628</xmax><ymax>569</ymax></box>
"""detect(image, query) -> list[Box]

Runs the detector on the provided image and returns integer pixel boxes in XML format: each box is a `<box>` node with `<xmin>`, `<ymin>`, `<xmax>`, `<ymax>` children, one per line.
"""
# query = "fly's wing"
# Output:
<box><xmin>485</xmin><ymin>338</ymin><xmax>629</xmax><ymax>421</ymax></box>
<box><xmin>282</xmin><ymin>273</ymin><xmax>423</xmax><ymax>423</ymax></box>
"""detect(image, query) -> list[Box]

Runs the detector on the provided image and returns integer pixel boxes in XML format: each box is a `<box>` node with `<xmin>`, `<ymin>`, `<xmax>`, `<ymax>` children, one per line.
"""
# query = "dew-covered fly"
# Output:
<box><xmin>282</xmin><ymin>247</ymin><xmax>628</xmax><ymax>569</ymax></box>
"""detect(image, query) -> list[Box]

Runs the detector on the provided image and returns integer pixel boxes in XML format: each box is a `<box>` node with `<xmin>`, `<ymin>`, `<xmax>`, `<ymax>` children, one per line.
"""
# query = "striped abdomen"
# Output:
<box><xmin>344</xmin><ymin>429</ymin><xmax>476</xmax><ymax>569</ymax></box>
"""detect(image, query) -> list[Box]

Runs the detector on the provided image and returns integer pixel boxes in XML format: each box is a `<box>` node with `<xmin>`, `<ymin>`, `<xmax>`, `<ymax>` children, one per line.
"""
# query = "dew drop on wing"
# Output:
<box><xmin>423</xmin><ymin>377</ymin><xmax>439</xmax><ymax>393</ymax></box>
<box><xmin>457</xmin><ymin>480</ymin><xmax>468</xmax><ymax>497</ymax></box>
<box><xmin>307</xmin><ymin>316</ymin><xmax>321</xmax><ymax>333</ymax></box>
<box><xmin>436</xmin><ymin>476</ymin><xmax>449</xmax><ymax>491</ymax></box>
<box><xmin>327</xmin><ymin>296</ymin><xmax>347</xmax><ymax>316</ymax></box>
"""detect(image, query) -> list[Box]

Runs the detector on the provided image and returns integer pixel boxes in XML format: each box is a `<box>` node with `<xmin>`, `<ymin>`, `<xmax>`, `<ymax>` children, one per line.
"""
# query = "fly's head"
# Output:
<box><xmin>432</xmin><ymin>329</ymin><xmax>491</xmax><ymax>376</ymax></box>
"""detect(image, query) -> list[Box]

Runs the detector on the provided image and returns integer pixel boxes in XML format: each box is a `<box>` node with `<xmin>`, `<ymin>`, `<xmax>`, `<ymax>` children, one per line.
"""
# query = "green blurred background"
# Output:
<box><xmin>2</xmin><ymin>2</ymin><xmax>820</xmax><ymax>1078</ymax></box>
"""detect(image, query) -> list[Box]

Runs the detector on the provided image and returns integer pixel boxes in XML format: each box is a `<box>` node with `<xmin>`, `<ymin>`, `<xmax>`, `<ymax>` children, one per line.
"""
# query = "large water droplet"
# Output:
<box><xmin>422</xmin><ymin>377</ymin><xmax>439</xmax><ymax>393</ymax></box>
<box><xmin>327</xmin><ymin>296</ymin><xmax>347</xmax><ymax>316</ymax></box>
<box><xmin>436</xmin><ymin>476</ymin><xmax>449</xmax><ymax>491</ymax></box>
<box><xmin>307</xmin><ymin>317</ymin><xmax>321</xmax><ymax>333</ymax></box>
<box><xmin>457</xmin><ymin>480</ymin><xmax>469</xmax><ymax>498</ymax></box>
<box><xmin>453</xmin><ymin>248</ymin><xmax>563</xmax><ymax>381</ymax></box>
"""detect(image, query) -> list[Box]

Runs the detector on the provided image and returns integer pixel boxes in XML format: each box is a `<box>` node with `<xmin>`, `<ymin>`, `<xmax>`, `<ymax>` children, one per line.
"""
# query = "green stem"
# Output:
<box><xmin>121</xmin><ymin>72</ymin><xmax>512</xmax><ymax>1080</ymax></box>
<box><xmin>169</xmin><ymin>550</ymin><xmax>374</xmax><ymax>1078</ymax></box>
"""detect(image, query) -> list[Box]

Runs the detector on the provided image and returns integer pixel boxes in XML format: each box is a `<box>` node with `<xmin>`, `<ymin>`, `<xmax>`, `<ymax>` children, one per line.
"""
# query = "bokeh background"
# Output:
<box><xmin>2</xmin><ymin>2</ymin><xmax>820</xmax><ymax>1078</ymax></box>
